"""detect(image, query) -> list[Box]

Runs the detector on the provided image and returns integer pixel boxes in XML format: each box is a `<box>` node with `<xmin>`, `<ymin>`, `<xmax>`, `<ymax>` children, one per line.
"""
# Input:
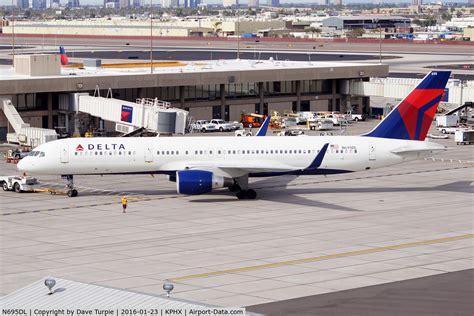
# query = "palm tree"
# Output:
<box><xmin>305</xmin><ymin>26</ymin><xmax>322</xmax><ymax>38</ymax></box>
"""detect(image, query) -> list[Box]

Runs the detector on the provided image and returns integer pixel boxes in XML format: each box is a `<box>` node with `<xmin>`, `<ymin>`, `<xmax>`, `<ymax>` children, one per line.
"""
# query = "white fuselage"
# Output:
<box><xmin>17</xmin><ymin>136</ymin><xmax>444</xmax><ymax>177</ymax></box>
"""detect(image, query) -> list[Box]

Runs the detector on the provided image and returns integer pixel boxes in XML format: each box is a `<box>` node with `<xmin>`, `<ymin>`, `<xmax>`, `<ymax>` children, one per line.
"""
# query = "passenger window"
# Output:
<box><xmin>100</xmin><ymin>152</ymin><xmax>103</xmax><ymax>155</ymax></box>
<box><xmin>157</xmin><ymin>151</ymin><xmax>160</xmax><ymax>155</ymax></box>
<box><xmin>95</xmin><ymin>152</ymin><xmax>98</xmax><ymax>155</ymax></box>
<box><xmin>186</xmin><ymin>151</ymin><xmax>189</xmax><ymax>155</ymax></box>
<box><xmin>128</xmin><ymin>151</ymin><xmax>132</xmax><ymax>155</ymax></box>
<box><xmin>75</xmin><ymin>152</ymin><xmax>78</xmax><ymax>156</ymax></box>
<box><xmin>218</xmin><ymin>150</ymin><xmax>221</xmax><ymax>154</ymax></box>
<box><xmin>199</xmin><ymin>150</ymin><xmax>203</xmax><ymax>155</ymax></box>
<box><xmin>109</xmin><ymin>152</ymin><xmax>112</xmax><ymax>155</ymax></box>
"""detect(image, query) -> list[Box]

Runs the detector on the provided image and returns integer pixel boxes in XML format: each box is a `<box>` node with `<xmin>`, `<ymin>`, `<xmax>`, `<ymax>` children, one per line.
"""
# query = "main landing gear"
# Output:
<box><xmin>229</xmin><ymin>175</ymin><xmax>257</xmax><ymax>200</ymax></box>
<box><xmin>62</xmin><ymin>175</ymin><xmax>78</xmax><ymax>197</ymax></box>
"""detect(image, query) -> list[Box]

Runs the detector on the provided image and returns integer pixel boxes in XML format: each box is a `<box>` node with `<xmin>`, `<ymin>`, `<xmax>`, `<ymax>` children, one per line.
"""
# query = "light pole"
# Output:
<box><xmin>150</xmin><ymin>0</ymin><xmax>153</xmax><ymax>74</ymax></box>
<box><xmin>236</xmin><ymin>7</ymin><xmax>240</xmax><ymax>59</ymax></box>
<box><xmin>374</xmin><ymin>18</ymin><xmax>382</xmax><ymax>64</ymax></box>
<box><xmin>11</xmin><ymin>0</ymin><xmax>15</xmax><ymax>64</ymax></box>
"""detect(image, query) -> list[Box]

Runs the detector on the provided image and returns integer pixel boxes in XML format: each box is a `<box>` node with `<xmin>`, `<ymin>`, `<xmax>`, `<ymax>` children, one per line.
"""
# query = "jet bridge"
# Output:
<box><xmin>75</xmin><ymin>95</ymin><xmax>188</xmax><ymax>135</ymax></box>
<box><xmin>345</xmin><ymin>77</ymin><xmax>474</xmax><ymax>106</ymax></box>
<box><xmin>0</xmin><ymin>97</ymin><xmax>57</xmax><ymax>147</ymax></box>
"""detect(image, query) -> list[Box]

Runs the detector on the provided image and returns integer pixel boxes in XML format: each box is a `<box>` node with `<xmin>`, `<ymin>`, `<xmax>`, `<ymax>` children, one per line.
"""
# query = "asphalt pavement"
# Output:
<box><xmin>247</xmin><ymin>269</ymin><xmax>474</xmax><ymax>316</ymax></box>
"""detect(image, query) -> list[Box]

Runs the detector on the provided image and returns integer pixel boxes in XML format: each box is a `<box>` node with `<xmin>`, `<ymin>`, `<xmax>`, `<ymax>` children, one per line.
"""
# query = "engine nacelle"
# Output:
<box><xmin>176</xmin><ymin>170</ymin><xmax>232</xmax><ymax>195</ymax></box>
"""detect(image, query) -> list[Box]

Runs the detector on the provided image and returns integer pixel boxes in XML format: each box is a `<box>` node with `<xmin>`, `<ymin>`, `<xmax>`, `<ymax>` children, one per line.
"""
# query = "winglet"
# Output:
<box><xmin>306</xmin><ymin>143</ymin><xmax>329</xmax><ymax>169</ymax></box>
<box><xmin>256</xmin><ymin>116</ymin><xmax>271</xmax><ymax>136</ymax></box>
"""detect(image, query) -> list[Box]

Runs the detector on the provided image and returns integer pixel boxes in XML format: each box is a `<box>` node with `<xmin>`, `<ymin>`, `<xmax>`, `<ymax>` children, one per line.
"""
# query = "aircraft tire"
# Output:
<box><xmin>67</xmin><ymin>189</ymin><xmax>78</xmax><ymax>197</ymax></box>
<box><xmin>246</xmin><ymin>189</ymin><xmax>257</xmax><ymax>200</ymax></box>
<box><xmin>236</xmin><ymin>191</ymin><xmax>247</xmax><ymax>200</ymax></box>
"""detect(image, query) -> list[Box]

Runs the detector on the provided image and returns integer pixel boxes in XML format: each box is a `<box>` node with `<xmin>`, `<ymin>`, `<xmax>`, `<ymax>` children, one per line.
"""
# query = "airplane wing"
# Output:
<box><xmin>163</xmin><ymin>161</ymin><xmax>296</xmax><ymax>178</ymax></box>
<box><xmin>161</xmin><ymin>143</ymin><xmax>329</xmax><ymax>178</ymax></box>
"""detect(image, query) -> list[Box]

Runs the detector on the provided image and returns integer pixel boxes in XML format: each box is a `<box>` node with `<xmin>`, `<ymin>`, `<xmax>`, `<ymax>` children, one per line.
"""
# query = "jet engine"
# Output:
<box><xmin>176</xmin><ymin>170</ymin><xmax>233</xmax><ymax>195</ymax></box>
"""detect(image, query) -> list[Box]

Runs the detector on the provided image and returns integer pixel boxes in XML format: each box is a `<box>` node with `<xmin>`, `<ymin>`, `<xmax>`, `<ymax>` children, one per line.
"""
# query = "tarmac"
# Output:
<box><xmin>0</xmin><ymin>120</ymin><xmax>473</xmax><ymax>312</ymax></box>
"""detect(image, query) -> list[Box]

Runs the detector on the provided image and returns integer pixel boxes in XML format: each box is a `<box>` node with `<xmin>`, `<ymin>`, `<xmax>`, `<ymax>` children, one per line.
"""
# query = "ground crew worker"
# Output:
<box><xmin>121</xmin><ymin>196</ymin><xmax>128</xmax><ymax>213</ymax></box>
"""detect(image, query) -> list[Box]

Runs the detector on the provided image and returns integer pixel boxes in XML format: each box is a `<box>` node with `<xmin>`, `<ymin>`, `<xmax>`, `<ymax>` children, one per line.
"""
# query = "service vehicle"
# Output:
<box><xmin>241</xmin><ymin>113</ymin><xmax>263</xmax><ymax>128</ymax></box>
<box><xmin>309</xmin><ymin>119</ymin><xmax>334</xmax><ymax>131</ymax></box>
<box><xmin>0</xmin><ymin>175</ymin><xmax>40</xmax><ymax>193</ymax></box>
<box><xmin>191</xmin><ymin>120</ymin><xmax>218</xmax><ymax>133</ymax></box>
<box><xmin>6</xmin><ymin>149</ymin><xmax>29</xmax><ymax>160</ymax></box>
<box><xmin>436</xmin><ymin>115</ymin><xmax>459</xmax><ymax>127</ymax></box>
<box><xmin>54</xmin><ymin>127</ymin><xmax>70</xmax><ymax>139</ymax></box>
<box><xmin>210</xmin><ymin>119</ymin><xmax>235</xmax><ymax>132</ymax></box>
<box><xmin>455</xmin><ymin>129</ymin><xmax>474</xmax><ymax>145</ymax></box>
<box><xmin>235</xmin><ymin>129</ymin><xmax>253</xmax><ymax>136</ymax></box>
<box><xmin>344</xmin><ymin>112</ymin><xmax>366</xmax><ymax>122</ymax></box>
<box><xmin>437</xmin><ymin>126</ymin><xmax>468</xmax><ymax>134</ymax></box>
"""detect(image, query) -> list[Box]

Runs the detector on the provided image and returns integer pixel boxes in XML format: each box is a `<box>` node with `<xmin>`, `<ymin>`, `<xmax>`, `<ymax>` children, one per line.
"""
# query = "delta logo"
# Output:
<box><xmin>75</xmin><ymin>143</ymin><xmax>126</xmax><ymax>151</ymax></box>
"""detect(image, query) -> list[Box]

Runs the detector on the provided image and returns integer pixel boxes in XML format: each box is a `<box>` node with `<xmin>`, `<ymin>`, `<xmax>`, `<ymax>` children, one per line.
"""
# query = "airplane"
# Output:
<box><xmin>17</xmin><ymin>71</ymin><xmax>450</xmax><ymax>199</ymax></box>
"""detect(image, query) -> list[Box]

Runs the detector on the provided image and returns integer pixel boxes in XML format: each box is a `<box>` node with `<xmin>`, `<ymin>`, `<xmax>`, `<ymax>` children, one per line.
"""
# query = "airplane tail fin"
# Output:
<box><xmin>59</xmin><ymin>46</ymin><xmax>69</xmax><ymax>65</ymax></box>
<box><xmin>256</xmin><ymin>116</ymin><xmax>271</xmax><ymax>136</ymax></box>
<box><xmin>363</xmin><ymin>71</ymin><xmax>450</xmax><ymax>141</ymax></box>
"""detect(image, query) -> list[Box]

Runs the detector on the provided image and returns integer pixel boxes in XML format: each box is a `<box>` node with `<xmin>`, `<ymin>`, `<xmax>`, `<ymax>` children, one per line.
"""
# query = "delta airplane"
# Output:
<box><xmin>17</xmin><ymin>71</ymin><xmax>450</xmax><ymax>199</ymax></box>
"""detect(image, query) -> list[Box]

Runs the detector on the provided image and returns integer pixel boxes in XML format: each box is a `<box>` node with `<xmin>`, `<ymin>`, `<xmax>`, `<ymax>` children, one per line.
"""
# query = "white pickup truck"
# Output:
<box><xmin>344</xmin><ymin>112</ymin><xmax>366</xmax><ymax>122</ymax></box>
<box><xmin>191</xmin><ymin>120</ymin><xmax>218</xmax><ymax>133</ymax></box>
<box><xmin>1</xmin><ymin>176</ymin><xmax>40</xmax><ymax>193</ymax></box>
<box><xmin>210</xmin><ymin>119</ymin><xmax>235</xmax><ymax>132</ymax></box>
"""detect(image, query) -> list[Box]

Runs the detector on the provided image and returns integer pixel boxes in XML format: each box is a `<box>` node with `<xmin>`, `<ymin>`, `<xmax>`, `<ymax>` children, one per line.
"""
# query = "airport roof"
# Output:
<box><xmin>324</xmin><ymin>15</ymin><xmax>410</xmax><ymax>21</ymax></box>
<box><xmin>0</xmin><ymin>59</ymin><xmax>388</xmax><ymax>94</ymax></box>
<box><xmin>0</xmin><ymin>276</ymin><xmax>216</xmax><ymax>310</ymax></box>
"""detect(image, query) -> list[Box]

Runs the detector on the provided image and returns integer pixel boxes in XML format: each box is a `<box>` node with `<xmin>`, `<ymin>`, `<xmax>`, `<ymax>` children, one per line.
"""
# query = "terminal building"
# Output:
<box><xmin>0</xmin><ymin>56</ymin><xmax>388</xmax><ymax>141</ymax></box>
<box><xmin>322</xmin><ymin>15</ymin><xmax>411</xmax><ymax>31</ymax></box>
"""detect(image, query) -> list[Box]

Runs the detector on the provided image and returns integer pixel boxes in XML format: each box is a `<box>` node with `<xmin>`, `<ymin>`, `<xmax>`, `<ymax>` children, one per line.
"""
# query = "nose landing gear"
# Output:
<box><xmin>62</xmin><ymin>175</ymin><xmax>78</xmax><ymax>197</ymax></box>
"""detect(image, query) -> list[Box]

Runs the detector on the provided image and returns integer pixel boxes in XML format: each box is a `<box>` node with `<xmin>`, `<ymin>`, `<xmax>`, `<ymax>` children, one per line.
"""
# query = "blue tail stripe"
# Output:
<box><xmin>414</xmin><ymin>94</ymin><xmax>443</xmax><ymax>140</ymax></box>
<box><xmin>256</xmin><ymin>116</ymin><xmax>271</xmax><ymax>136</ymax></box>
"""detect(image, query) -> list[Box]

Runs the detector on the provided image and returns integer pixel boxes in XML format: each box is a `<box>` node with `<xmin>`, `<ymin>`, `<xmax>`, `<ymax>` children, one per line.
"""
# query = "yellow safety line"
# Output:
<box><xmin>168</xmin><ymin>233</ymin><xmax>474</xmax><ymax>282</ymax></box>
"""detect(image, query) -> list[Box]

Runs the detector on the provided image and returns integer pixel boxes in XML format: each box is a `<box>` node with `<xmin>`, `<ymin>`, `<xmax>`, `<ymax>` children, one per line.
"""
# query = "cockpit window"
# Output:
<box><xmin>39</xmin><ymin>152</ymin><xmax>45</xmax><ymax>157</ymax></box>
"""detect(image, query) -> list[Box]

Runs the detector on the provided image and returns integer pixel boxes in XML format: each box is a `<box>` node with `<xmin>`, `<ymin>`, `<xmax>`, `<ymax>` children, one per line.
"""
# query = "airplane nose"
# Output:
<box><xmin>17</xmin><ymin>158</ymin><xmax>30</xmax><ymax>172</ymax></box>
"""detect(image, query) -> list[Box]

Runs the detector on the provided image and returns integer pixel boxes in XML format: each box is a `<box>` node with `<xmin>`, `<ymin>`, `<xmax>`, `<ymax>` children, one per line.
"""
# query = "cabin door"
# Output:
<box><xmin>145</xmin><ymin>146</ymin><xmax>153</xmax><ymax>163</ymax></box>
<box><xmin>60</xmin><ymin>146</ymin><xmax>69</xmax><ymax>163</ymax></box>
<box><xmin>369</xmin><ymin>143</ymin><xmax>376</xmax><ymax>161</ymax></box>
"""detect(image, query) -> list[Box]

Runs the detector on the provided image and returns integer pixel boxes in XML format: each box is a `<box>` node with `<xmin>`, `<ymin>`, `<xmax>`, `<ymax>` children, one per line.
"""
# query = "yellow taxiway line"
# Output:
<box><xmin>168</xmin><ymin>233</ymin><xmax>473</xmax><ymax>282</ymax></box>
